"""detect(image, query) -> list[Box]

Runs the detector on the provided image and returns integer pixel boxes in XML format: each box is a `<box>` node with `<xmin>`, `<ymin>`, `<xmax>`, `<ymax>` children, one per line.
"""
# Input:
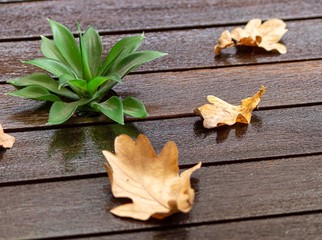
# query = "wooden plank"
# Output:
<box><xmin>1</xmin><ymin>154</ymin><xmax>322</xmax><ymax>239</ymax></box>
<box><xmin>0</xmin><ymin>106</ymin><xmax>321</xmax><ymax>183</ymax></box>
<box><xmin>1</xmin><ymin>60</ymin><xmax>321</xmax><ymax>129</ymax></box>
<box><xmin>1</xmin><ymin>19</ymin><xmax>322</xmax><ymax>82</ymax></box>
<box><xmin>0</xmin><ymin>0</ymin><xmax>321</xmax><ymax>39</ymax></box>
<box><xmin>78</xmin><ymin>213</ymin><xmax>322</xmax><ymax>240</ymax></box>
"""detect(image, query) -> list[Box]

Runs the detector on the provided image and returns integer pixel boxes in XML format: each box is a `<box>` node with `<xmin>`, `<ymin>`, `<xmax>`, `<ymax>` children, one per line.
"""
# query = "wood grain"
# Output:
<box><xmin>1</xmin><ymin>19</ymin><xmax>322</xmax><ymax>82</ymax></box>
<box><xmin>1</xmin><ymin>154</ymin><xmax>322</xmax><ymax>239</ymax></box>
<box><xmin>80</xmin><ymin>212</ymin><xmax>322</xmax><ymax>240</ymax></box>
<box><xmin>0</xmin><ymin>106</ymin><xmax>321</xmax><ymax>183</ymax></box>
<box><xmin>1</xmin><ymin>60</ymin><xmax>321</xmax><ymax>129</ymax></box>
<box><xmin>0</xmin><ymin>0</ymin><xmax>321</xmax><ymax>39</ymax></box>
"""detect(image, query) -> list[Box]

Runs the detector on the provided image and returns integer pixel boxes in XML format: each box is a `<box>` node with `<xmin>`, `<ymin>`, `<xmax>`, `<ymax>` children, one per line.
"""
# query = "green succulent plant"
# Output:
<box><xmin>7</xmin><ymin>19</ymin><xmax>167</xmax><ymax>125</ymax></box>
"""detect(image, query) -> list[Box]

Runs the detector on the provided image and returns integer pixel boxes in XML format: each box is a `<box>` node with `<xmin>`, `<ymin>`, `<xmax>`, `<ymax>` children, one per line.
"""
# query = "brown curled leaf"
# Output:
<box><xmin>103</xmin><ymin>134</ymin><xmax>201</xmax><ymax>221</ymax></box>
<box><xmin>0</xmin><ymin>124</ymin><xmax>15</xmax><ymax>148</ymax></box>
<box><xmin>195</xmin><ymin>86</ymin><xmax>266</xmax><ymax>128</ymax></box>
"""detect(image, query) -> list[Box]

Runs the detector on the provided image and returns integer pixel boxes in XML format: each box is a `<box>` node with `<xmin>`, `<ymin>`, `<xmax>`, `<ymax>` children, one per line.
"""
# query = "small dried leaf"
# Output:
<box><xmin>214</xmin><ymin>18</ymin><xmax>287</xmax><ymax>55</ymax></box>
<box><xmin>214</xmin><ymin>30</ymin><xmax>234</xmax><ymax>56</ymax></box>
<box><xmin>103</xmin><ymin>134</ymin><xmax>201</xmax><ymax>221</ymax></box>
<box><xmin>195</xmin><ymin>86</ymin><xmax>266</xmax><ymax>128</ymax></box>
<box><xmin>0</xmin><ymin>124</ymin><xmax>15</xmax><ymax>148</ymax></box>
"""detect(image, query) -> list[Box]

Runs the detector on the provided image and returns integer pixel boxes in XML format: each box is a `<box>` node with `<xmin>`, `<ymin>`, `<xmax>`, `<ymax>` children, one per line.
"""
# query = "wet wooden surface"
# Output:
<box><xmin>0</xmin><ymin>0</ymin><xmax>321</xmax><ymax>239</ymax></box>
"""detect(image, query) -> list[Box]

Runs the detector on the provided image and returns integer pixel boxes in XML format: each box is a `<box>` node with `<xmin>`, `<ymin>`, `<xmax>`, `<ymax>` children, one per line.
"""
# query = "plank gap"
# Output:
<box><xmin>0</xmin><ymin>0</ymin><xmax>50</xmax><ymax>3</ymax></box>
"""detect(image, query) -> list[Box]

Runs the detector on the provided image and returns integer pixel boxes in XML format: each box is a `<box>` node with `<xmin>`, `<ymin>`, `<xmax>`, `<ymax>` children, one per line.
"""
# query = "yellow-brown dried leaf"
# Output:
<box><xmin>215</xmin><ymin>18</ymin><xmax>287</xmax><ymax>55</ymax></box>
<box><xmin>195</xmin><ymin>86</ymin><xmax>266</xmax><ymax>128</ymax></box>
<box><xmin>214</xmin><ymin>30</ymin><xmax>234</xmax><ymax>56</ymax></box>
<box><xmin>0</xmin><ymin>124</ymin><xmax>15</xmax><ymax>148</ymax></box>
<box><xmin>103</xmin><ymin>134</ymin><xmax>201</xmax><ymax>221</ymax></box>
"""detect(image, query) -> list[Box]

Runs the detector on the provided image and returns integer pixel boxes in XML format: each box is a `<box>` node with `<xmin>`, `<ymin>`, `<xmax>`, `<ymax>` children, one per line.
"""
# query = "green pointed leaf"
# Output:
<box><xmin>99</xmin><ymin>35</ymin><xmax>144</xmax><ymax>76</ymax></box>
<box><xmin>83</xmin><ymin>27</ymin><xmax>102</xmax><ymax>77</ymax></box>
<box><xmin>108</xmin><ymin>51</ymin><xmax>167</xmax><ymax>77</ymax></box>
<box><xmin>48</xmin><ymin>98</ymin><xmax>90</xmax><ymax>125</ymax></box>
<box><xmin>7</xmin><ymin>86</ymin><xmax>62</xmax><ymax>102</ymax></box>
<box><xmin>58</xmin><ymin>73</ymin><xmax>75</xmax><ymax>87</ymax></box>
<box><xmin>123</xmin><ymin>96</ymin><xmax>148</xmax><ymax>118</ymax></box>
<box><xmin>87</xmin><ymin>73</ymin><xmax>121</xmax><ymax>97</ymax></box>
<box><xmin>48</xmin><ymin>19</ymin><xmax>82</xmax><ymax>78</ymax></box>
<box><xmin>91</xmin><ymin>96</ymin><xmax>124</xmax><ymax>124</ymax></box>
<box><xmin>65</xmin><ymin>79</ymin><xmax>88</xmax><ymax>96</ymax></box>
<box><xmin>40</xmin><ymin>35</ymin><xmax>68</xmax><ymax>65</ymax></box>
<box><xmin>7</xmin><ymin>73</ymin><xmax>79</xmax><ymax>100</ymax></box>
<box><xmin>78</xmin><ymin>25</ymin><xmax>92</xmax><ymax>81</ymax></box>
<box><xmin>24</xmin><ymin>58</ymin><xmax>76</xmax><ymax>78</ymax></box>
<box><xmin>91</xmin><ymin>80</ymin><xmax>115</xmax><ymax>102</ymax></box>
<box><xmin>48</xmin><ymin>101</ymin><xmax>78</xmax><ymax>125</ymax></box>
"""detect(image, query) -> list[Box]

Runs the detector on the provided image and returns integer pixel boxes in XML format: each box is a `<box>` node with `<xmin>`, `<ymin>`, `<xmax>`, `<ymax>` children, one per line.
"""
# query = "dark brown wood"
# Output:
<box><xmin>0</xmin><ymin>106</ymin><xmax>321</xmax><ymax>183</ymax></box>
<box><xmin>0</xmin><ymin>1</ymin><xmax>321</xmax><ymax>239</ymax></box>
<box><xmin>1</xmin><ymin>60</ymin><xmax>321</xmax><ymax>129</ymax></box>
<box><xmin>1</xmin><ymin>154</ymin><xmax>322</xmax><ymax>239</ymax></box>
<box><xmin>79</xmin><ymin>213</ymin><xmax>322</xmax><ymax>240</ymax></box>
<box><xmin>0</xmin><ymin>0</ymin><xmax>321</xmax><ymax>39</ymax></box>
<box><xmin>1</xmin><ymin>19</ymin><xmax>322</xmax><ymax>82</ymax></box>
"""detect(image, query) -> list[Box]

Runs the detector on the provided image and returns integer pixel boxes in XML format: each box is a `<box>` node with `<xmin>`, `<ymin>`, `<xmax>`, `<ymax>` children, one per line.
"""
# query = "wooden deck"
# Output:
<box><xmin>0</xmin><ymin>0</ymin><xmax>322</xmax><ymax>239</ymax></box>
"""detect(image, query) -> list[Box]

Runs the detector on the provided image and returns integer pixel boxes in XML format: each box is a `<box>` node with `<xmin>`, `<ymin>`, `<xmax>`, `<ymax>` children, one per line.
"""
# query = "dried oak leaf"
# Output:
<box><xmin>0</xmin><ymin>124</ymin><xmax>15</xmax><ymax>148</ymax></box>
<box><xmin>103</xmin><ymin>134</ymin><xmax>202</xmax><ymax>221</ymax></box>
<box><xmin>195</xmin><ymin>86</ymin><xmax>265</xmax><ymax>128</ymax></box>
<box><xmin>214</xmin><ymin>18</ymin><xmax>287</xmax><ymax>55</ymax></box>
